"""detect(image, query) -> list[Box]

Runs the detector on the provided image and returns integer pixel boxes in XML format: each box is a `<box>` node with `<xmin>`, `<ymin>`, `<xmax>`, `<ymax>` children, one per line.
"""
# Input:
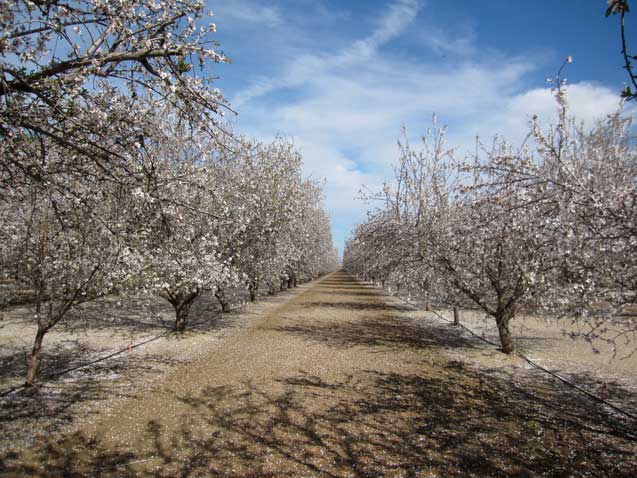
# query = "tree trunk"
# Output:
<box><xmin>23</xmin><ymin>294</ymin><xmax>76</xmax><ymax>386</ymax></box>
<box><xmin>287</xmin><ymin>272</ymin><xmax>297</xmax><ymax>289</ymax></box>
<box><xmin>174</xmin><ymin>305</ymin><xmax>189</xmax><ymax>332</ymax></box>
<box><xmin>453</xmin><ymin>306</ymin><xmax>460</xmax><ymax>326</ymax></box>
<box><xmin>495</xmin><ymin>312</ymin><xmax>515</xmax><ymax>354</ymax></box>
<box><xmin>268</xmin><ymin>282</ymin><xmax>277</xmax><ymax>296</ymax></box>
<box><xmin>248</xmin><ymin>280</ymin><xmax>257</xmax><ymax>302</ymax></box>
<box><xmin>25</xmin><ymin>328</ymin><xmax>46</xmax><ymax>387</ymax></box>
<box><xmin>424</xmin><ymin>289</ymin><xmax>431</xmax><ymax>311</ymax></box>
<box><xmin>168</xmin><ymin>290</ymin><xmax>200</xmax><ymax>332</ymax></box>
<box><xmin>215</xmin><ymin>287</ymin><xmax>231</xmax><ymax>313</ymax></box>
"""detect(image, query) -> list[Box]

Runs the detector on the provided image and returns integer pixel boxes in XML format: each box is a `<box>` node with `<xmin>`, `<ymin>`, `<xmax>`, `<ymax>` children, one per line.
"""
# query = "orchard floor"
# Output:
<box><xmin>1</xmin><ymin>271</ymin><xmax>636</xmax><ymax>477</ymax></box>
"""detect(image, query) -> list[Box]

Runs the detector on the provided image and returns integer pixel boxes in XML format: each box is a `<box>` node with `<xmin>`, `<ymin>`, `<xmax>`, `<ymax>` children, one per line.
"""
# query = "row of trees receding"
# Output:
<box><xmin>344</xmin><ymin>87</ymin><xmax>636</xmax><ymax>355</ymax></box>
<box><xmin>1</xmin><ymin>1</ymin><xmax>338</xmax><ymax>387</ymax></box>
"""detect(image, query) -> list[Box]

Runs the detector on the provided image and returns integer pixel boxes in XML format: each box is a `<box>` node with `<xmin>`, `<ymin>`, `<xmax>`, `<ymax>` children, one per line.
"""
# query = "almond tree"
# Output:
<box><xmin>287</xmin><ymin>187</ymin><xmax>339</xmax><ymax>283</ymax></box>
<box><xmin>1</xmin><ymin>0</ymin><xmax>228</xmax><ymax>189</ymax></box>
<box><xmin>346</xmin><ymin>120</ymin><xmax>562</xmax><ymax>354</ymax></box>
<box><xmin>346</xmin><ymin>124</ymin><xmax>458</xmax><ymax>304</ymax></box>
<box><xmin>222</xmin><ymin>138</ymin><xmax>309</xmax><ymax>301</ymax></box>
<box><xmin>0</xmin><ymin>2</ymin><xmax>342</xmax><ymax>385</ymax></box>
<box><xmin>184</xmin><ymin>135</ymin><xmax>336</xmax><ymax>311</ymax></box>
<box><xmin>479</xmin><ymin>89</ymin><xmax>637</xmax><ymax>347</ymax></box>
<box><xmin>347</xmin><ymin>79</ymin><xmax>637</xmax><ymax>353</ymax></box>
<box><xmin>1</xmin><ymin>0</ymin><xmax>230</xmax><ymax>384</ymax></box>
<box><xmin>0</xmin><ymin>144</ymin><xmax>140</xmax><ymax>386</ymax></box>
<box><xmin>123</xmin><ymin>119</ymin><xmax>236</xmax><ymax>331</ymax></box>
<box><xmin>435</xmin><ymin>174</ymin><xmax>560</xmax><ymax>354</ymax></box>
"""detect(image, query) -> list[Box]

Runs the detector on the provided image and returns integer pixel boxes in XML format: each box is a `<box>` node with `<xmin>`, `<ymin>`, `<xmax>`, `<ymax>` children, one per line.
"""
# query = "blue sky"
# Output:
<box><xmin>208</xmin><ymin>0</ymin><xmax>630</xmax><ymax>254</ymax></box>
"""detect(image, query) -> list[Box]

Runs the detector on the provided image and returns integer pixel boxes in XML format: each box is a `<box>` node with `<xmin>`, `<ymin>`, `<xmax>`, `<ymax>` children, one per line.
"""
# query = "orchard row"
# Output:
<box><xmin>345</xmin><ymin>89</ymin><xmax>636</xmax><ymax>354</ymax></box>
<box><xmin>0</xmin><ymin>1</ymin><xmax>338</xmax><ymax>386</ymax></box>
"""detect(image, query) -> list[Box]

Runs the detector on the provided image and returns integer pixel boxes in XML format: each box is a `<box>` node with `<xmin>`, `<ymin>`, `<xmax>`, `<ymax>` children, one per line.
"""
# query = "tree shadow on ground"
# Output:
<box><xmin>316</xmin><ymin>279</ymin><xmax>371</xmax><ymax>289</ymax></box>
<box><xmin>2</xmin><ymin>363</ymin><xmax>635</xmax><ymax>478</ymax></box>
<box><xmin>0</xmin><ymin>290</ymin><xmax>254</xmax><ymax>449</ymax></box>
<box><xmin>314</xmin><ymin>290</ymin><xmax>382</xmax><ymax>297</ymax></box>
<box><xmin>271</xmin><ymin>313</ymin><xmax>479</xmax><ymax>352</ymax></box>
<box><xmin>300</xmin><ymin>301</ymin><xmax>407</xmax><ymax>312</ymax></box>
<box><xmin>271</xmin><ymin>300</ymin><xmax>637</xmax><ymax>426</ymax></box>
<box><xmin>550</xmin><ymin>370</ymin><xmax>637</xmax><ymax>411</ymax></box>
<box><xmin>2</xmin><ymin>287</ymin><xmax>253</xmax><ymax>340</ymax></box>
<box><xmin>0</xmin><ymin>347</ymin><xmax>185</xmax><ymax>446</ymax></box>
<box><xmin>64</xmin><ymin>290</ymin><xmax>232</xmax><ymax>334</ymax></box>
<box><xmin>0</xmin><ymin>291</ymin><xmax>243</xmax><ymax>387</ymax></box>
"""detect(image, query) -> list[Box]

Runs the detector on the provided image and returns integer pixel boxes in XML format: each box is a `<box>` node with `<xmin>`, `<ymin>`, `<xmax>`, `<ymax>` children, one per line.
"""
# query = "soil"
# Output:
<box><xmin>0</xmin><ymin>285</ymin><xmax>304</xmax><ymax>451</ymax></box>
<box><xmin>386</xmin><ymin>287</ymin><xmax>637</xmax><ymax>414</ymax></box>
<box><xmin>1</xmin><ymin>272</ymin><xmax>636</xmax><ymax>477</ymax></box>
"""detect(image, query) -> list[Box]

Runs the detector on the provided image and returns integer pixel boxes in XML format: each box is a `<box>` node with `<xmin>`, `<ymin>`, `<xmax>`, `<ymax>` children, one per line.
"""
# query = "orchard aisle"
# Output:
<box><xmin>3</xmin><ymin>272</ymin><xmax>636</xmax><ymax>477</ymax></box>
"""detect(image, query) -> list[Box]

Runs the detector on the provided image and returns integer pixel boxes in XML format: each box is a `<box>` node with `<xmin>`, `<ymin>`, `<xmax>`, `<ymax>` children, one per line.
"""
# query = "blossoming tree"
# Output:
<box><xmin>345</xmin><ymin>93</ymin><xmax>635</xmax><ymax>354</ymax></box>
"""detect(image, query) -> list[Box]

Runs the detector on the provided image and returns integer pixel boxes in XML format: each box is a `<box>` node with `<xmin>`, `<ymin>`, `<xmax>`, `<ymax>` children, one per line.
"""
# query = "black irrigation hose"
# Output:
<box><xmin>0</xmin><ymin>304</ymin><xmax>250</xmax><ymax>398</ymax></box>
<box><xmin>370</xmin><ymin>282</ymin><xmax>637</xmax><ymax>422</ymax></box>
<box><xmin>0</xmin><ymin>286</ymin><xmax>299</xmax><ymax>398</ymax></box>
<box><xmin>0</xmin><ymin>383</ymin><xmax>25</xmax><ymax>398</ymax></box>
<box><xmin>516</xmin><ymin>350</ymin><xmax>637</xmax><ymax>421</ymax></box>
<box><xmin>0</xmin><ymin>330</ymin><xmax>171</xmax><ymax>397</ymax></box>
<box><xmin>45</xmin><ymin>331</ymin><xmax>171</xmax><ymax>380</ymax></box>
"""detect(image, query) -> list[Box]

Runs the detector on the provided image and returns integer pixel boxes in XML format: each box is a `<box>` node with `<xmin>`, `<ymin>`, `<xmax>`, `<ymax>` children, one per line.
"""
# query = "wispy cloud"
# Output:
<box><xmin>226</xmin><ymin>0</ymin><xmax>624</xmax><ymax>251</ymax></box>
<box><xmin>351</xmin><ymin>0</ymin><xmax>421</xmax><ymax>55</ymax></box>
<box><xmin>215</xmin><ymin>0</ymin><xmax>282</xmax><ymax>27</ymax></box>
<box><xmin>232</xmin><ymin>0</ymin><xmax>423</xmax><ymax>108</ymax></box>
<box><xmin>416</xmin><ymin>23</ymin><xmax>477</xmax><ymax>57</ymax></box>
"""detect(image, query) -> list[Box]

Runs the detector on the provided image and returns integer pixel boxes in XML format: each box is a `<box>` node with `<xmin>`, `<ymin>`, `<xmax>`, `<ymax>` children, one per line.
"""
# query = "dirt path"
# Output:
<box><xmin>2</xmin><ymin>272</ymin><xmax>636</xmax><ymax>477</ymax></box>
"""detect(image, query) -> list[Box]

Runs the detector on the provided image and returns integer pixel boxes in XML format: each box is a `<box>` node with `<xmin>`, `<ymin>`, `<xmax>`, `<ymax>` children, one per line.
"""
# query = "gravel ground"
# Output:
<box><xmin>1</xmin><ymin>271</ymin><xmax>636</xmax><ymax>477</ymax></box>
<box><xmin>380</xmin><ymin>285</ymin><xmax>637</xmax><ymax>414</ymax></box>
<box><xmin>0</xmin><ymin>285</ymin><xmax>308</xmax><ymax>452</ymax></box>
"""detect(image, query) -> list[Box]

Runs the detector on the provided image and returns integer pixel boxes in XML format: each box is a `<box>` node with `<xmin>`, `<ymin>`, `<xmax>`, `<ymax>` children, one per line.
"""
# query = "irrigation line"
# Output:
<box><xmin>516</xmin><ymin>350</ymin><xmax>637</xmax><ymax>421</ymax></box>
<box><xmin>0</xmin><ymin>330</ymin><xmax>171</xmax><ymax>397</ymax></box>
<box><xmin>369</xmin><ymin>281</ymin><xmax>637</xmax><ymax>422</ymax></box>
<box><xmin>45</xmin><ymin>331</ymin><xmax>171</xmax><ymax>380</ymax></box>
<box><xmin>430</xmin><ymin>307</ymin><xmax>637</xmax><ymax>420</ymax></box>
<box><xmin>0</xmin><ymin>383</ymin><xmax>26</xmax><ymax>397</ymax></box>
<box><xmin>95</xmin><ymin>457</ymin><xmax>158</xmax><ymax>473</ymax></box>
<box><xmin>0</xmin><ymin>284</ymin><xmax>304</xmax><ymax>398</ymax></box>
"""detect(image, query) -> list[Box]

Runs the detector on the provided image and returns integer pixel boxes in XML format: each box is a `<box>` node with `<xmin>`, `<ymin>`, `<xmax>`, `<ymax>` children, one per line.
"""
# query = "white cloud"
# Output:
<box><xmin>356</xmin><ymin>0</ymin><xmax>421</xmax><ymax>52</ymax></box>
<box><xmin>229</xmin><ymin>1</ymin><xmax>624</xmax><ymax>251</ymax></box>
<box><xmin>215</xmin><ymin>0</ymin><xmax>282</xmax><ymax>27</ymax></box>
<box><xmin>453</xmin><ymin>82</ymin><xmax>624</xmax><ymax>155</ymax></box>
<box><xmin>414</xmin><ymin>20</ymin><xmax>477</xmax><ymax>58</ymax></box>
<box><xmin>231</xmin><ymin>0</ymin><xmax>422</xmax><ymax>108</ymax></box>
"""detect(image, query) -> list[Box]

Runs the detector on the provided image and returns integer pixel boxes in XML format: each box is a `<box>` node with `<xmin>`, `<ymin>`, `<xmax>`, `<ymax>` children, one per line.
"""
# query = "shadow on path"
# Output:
<box><xmin>3</xmin><ymin>363</ymin><xmax>635</xmax><ymax>478</ymax></box>
<box><xmin>1</xmin><ymin>271</ymin><xmax>635</xmax><ymax>477</ymax></box>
